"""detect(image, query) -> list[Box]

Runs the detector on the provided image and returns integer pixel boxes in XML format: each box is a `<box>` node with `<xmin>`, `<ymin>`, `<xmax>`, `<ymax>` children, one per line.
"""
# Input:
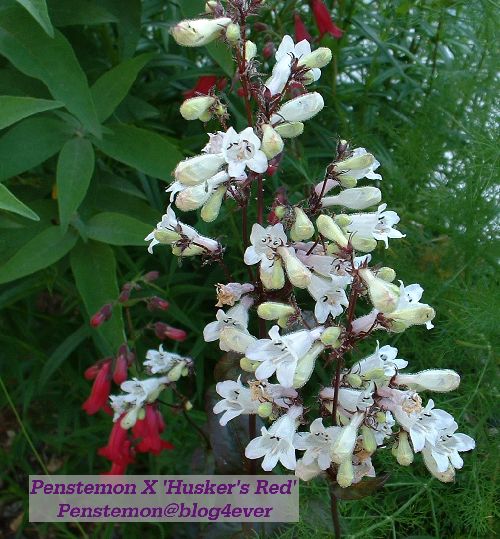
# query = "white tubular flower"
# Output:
<box><xmin>215</xmin><ymin>282</ymin><xmax>254</xmax><ymax>307</ymax></box>
<box><xmin>251</xmin><ymin>380</ymin><xmax>299</xmax><ymax>410</ymax></box>
<box><xmin>109</xmin><ymin>395</ymin><xmax>130</xmax><ymax>422</ymax></box>
<box><xmin>346</xmin><ymin>203</ymin><xmax>405</xmax><ymax>249</ymax></box>
<box><xmin>321</xmin><ymin>186</ymin><xmax>382</xmax><ymax>210</ymax></box>
<box><xmin>351</xmin><ymin>310</ymin><xmax>380</xmax><ymax>335</ymax></box>
<box><xmin>174</xmin><ymin>171</ymin><xmax>229</xmax><ymax>211</ymax></box>
<box><xmin>171</xmin><ymin>17</ymin><xmax>232</xmax><ymax>47</ymax></box>
<box><xmin>320</xmin><ymin>384</ymin><xmax>374</xmax><ymax>414</ymax></box>
<box><xmin>180</xmin><ymin>96</ymin><xmax>216</xmax><ymax>121</ymax></box>
<box><xmin>333</xmin><ymin>148</ymin><xmax>382</xmax><ymax>182</ymax></box>
<box><xmin>276</xmin><ymin>246</ymin><xmax>312</xmax><ymax>288</ymax></box>
<box><xmin>330</xmin><ymin>412</ymin><xmax>365</xmax><ymax>464</ymax></box>
<box><xmin>222</xmin><ymin>127</ymin><xmax>268</xmax><ymax>178</ymax></box>
<box><xmin>175</xmin><ymin>154</ymin><xmax>226</xmax><ymax>186</ymax></box>
<box><xmin>295</xmin><ymin>458</ymin><xmax>324</xmax><ymax>481</ymax></box>
<box><xmin>203</xmin><ymin>299</ymin><xmax>253</xmax><ymax>351</ymax></box>
<box><xmin>294</xmin><ymin>418</ymin><xmax>341</xmax><ymax>470</ymax></box>
<box><xmin>422</xmin><ymin>421</ymin><xmax>475</xmax><ymax>481</ymax></box>
<box><xmin>307</xmin><ymin>274</ymin><xmax>350</xmax><ymax>322</ymax></box>
<box><xmin>359</xmin><ymin>268</ymin><xmax>401</xmax><ymax>313</ymax></box>
<box><xmin>213</xmin><ymin>376</ymin><xmax>260</xmax><ymax>426</ymax></box>
<box><xmin>385</xmin><ymin>282</ymin><xmax>436</xmax><ymax>330</ymax></box>
<box><xmin>271</xmin><ymin>92</ymin><xmax>324</xmax><ymax>124</ymax></box>
<box><xmin>244</xmin><ymin>223</ymin><xmax>287</xmax><ymax>273</ymax></box>
<box><xmin>394</xmin><ymin>369</ymin><xmax>460</xmax><ymax>392</ymax></box>
<box><xmin>261</xmin><ymin>124</ymin><xmax>284</xmax><ymax>159</ymax></box>
<box><xmin>246</xmin><ymin>325</ymin><xmax>315</xmax><ymax>387</ymax></box>
<box><xmin>350</xmin><ymin>343</ymin><xmax>408</xmax><ymax>379</ymax></box>
<box><xmin>245</xmin><ymin>407</ymin><xmax>301</xmax><ymax>471</ymax></box>
<box><xmin>144</xmin><ymin>345</ymin><xmax>192</xmax><ymax>379</ymax></box>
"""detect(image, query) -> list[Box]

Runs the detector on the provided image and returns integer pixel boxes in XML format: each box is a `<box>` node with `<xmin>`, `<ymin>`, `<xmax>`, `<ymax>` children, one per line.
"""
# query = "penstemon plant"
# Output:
<box><xmin>139</xmin><ymin>0</ymin><xmax>475</xmax><ymax>534</ymax></box>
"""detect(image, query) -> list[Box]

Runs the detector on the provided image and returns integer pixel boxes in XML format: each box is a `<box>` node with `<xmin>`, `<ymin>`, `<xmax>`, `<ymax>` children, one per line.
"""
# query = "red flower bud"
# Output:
<box><xmin>113</xmin><ymin>354</ymin><xmax>128</xmax><ymax>385</ymax></box>
<box><xmin>154</xmin><ymin>322</ymin><xmax>188</xmax><ymax>342</ymax></box>
<box><xmin>82</xmin><ymin>361</ymin><xmax>112</xmax><ymax>415</ymax></box>
<box><xmin>294</xmin><ymin>12</ymin><xmax>312</xmax><ymax>42</ymax></box>
<box><xmin>90</xmin><ymin>303</ymin><xmax>113</xmax><ymax>328</ymax></box>
<box><xmin>147</xmin><ymin>296</ymin><xmax>170</xmax><ymax>311</ymax></box>
<box><xmin>253</xmin><ymin>22</ymin><xmax>268</xmax><ymax>32</ymax></box>
<box><xmin>311</xmin><ymin>0</ymin><xmax>343</xmax><ymax>39</ymax></box>
<box><xmin>143</xmin><ymin>271</ymin><xmax>160</xmax><ymax>283</ymax></box>
<box><xmin>263</xmin><ymin>41</ymin><xmax>275</xmax><ymax>59</ymax></box>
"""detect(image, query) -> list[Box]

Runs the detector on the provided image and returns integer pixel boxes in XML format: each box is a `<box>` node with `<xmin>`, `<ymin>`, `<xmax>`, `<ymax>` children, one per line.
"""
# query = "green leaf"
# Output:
<box><xmin>56</xmin><ymin>137</ymin><xmax>95</xmax><ymax>231</ymax></box>
<box><xmin>93</xmin><ymin>124</ymin><xmax>182</xmax><ymax>181</ymax></box>
<box><xmin>206</xmin><ymin>41</ymin><xmax>234</xmax><ymax>77</ymax></box>
<box><xmin>0</xmin><ymin>96</ymin><xmax>63</xmax><ymax>130</ymax></box>
<box><xmin>0</xmin><ymin>225</ymin><xmax>77</xmax><ymax>284</ymax></box>
<box><xmin>47</xmin><ymin>0</ymin><xmax>117</xmax><ymax>27</ymax></box>
<box><xmin>15</xmin><ymin>0</ymin><xmax>53</xmax><ymax>37</ymax></box>
<box><xmin>0</xmin><ymin>117</ymin><xmax>69</xmax><ymax>181</ymax></box>
<box><xmin>91</xmin><ymin>53</ymin><xmax>155</xmax><ymax>122</ymax></box>
<box><xmin>39</xmin><ymin>325</ymin><xmax>90</xmax><ymax>388</ymax></box>
<box><xmin>0</xmin><ymin>184</ymin><xmax>39</xmax><ymax>221</ymax></box>
<box><xmin>98</xmin><ymin>0</ymin><xmax>141</xmax><ymax>59</ymax></box>
<box><xmin>70</xmin><ymin>241</ymin><xmax>125</xmax><ymax>352</ymax></box>
<box><xmin>85</xmin><ymin>212</ymin><xmax>152</xmax><ymax>245</ymax></box>
<box><xmin>0</xmin><ymin>6</ymin><xmax>101</xmax><ymax>137</ymax></box>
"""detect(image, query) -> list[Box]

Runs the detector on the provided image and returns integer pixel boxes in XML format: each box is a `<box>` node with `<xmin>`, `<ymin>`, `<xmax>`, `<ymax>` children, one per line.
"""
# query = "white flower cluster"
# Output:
<box><xmin>144</xmin><ymin>5</ymin><xmax>475</xmax><ymax>490</ymax></box>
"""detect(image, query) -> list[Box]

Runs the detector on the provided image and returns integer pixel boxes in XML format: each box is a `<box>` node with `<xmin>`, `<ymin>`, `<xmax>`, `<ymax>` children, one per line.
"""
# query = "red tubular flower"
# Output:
<box><xmin>143</xmin><ymin>271</ymin><xmax>160</xmax><ymax>283</ymax></box>
<box><xmin>99</xmin><ymin>417</ymin><xmax>135</xmax><ymax>475</ymax></box>
<box><xmin>132</xmin><ymin>405</ymin><xmax>174</xmax><ymax>454</ymax></box>
<box><xmin>311</xmin><ymin>0</ymin><xmax>343</xmax><ymax>39</ymax></box>
<box><xmin>183</xmin><ymin>75</ymin><xmax>226</xmax><ymax>99</ymax></box>
<box><xmin>147</xmin><ymin>296</ymin><xmax>170</xmax><ymax>311</ymax></box>
<box><xmin>154</xmin><ymin>322</ymin><xmax>188</xmax><ymax>342</ymax></box>
<box><xmin>294</xmin><ymin>12</ymin><xmax>312</xmax><ymax>42</ymax></box>
<box><xmin>82</xmin><ymin>361</ymin><xmax>112</xmax><ymax>415</ymax></box>
<box><xmin>90</xmin><ymin>303</ymin><xmax>113</xmax><ymax>328</ymax></box>
<box><xmin>113</xmin><ymin>344</ymin><xmax>134</xmax><ymax>385</ymax></box>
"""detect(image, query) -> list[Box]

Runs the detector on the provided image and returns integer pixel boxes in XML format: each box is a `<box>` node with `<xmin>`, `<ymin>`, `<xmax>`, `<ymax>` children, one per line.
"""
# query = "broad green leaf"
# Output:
<box><xmin>206</xmin><ymin>41</ymin><xmax>234</xmax><ymax>77</ymax></box>
<box><xmin>47</xmin><ymin>0</ymin><xmax>117</xmax><ymax>26</ymax></box>
<box><xmin>0</xmin><ymin>6</ymin><xmax>101</xmax><ymax>137</ymax></box>
<box><xmin>0</xmin><ymin>117</ymin><xmax>69</xmax><ymax>181</ymax></box>
<box><xmin>0</xmin><ymin>96</ymin><xmax>62</xmax><ymax>130</ymax></box>
<box><xmin>93</xmin><ymin>124</ymin><xmax>182</xmax><ymax>181</ymax></box>
<box><xmin>0</xmin><ymin>184</ymin><xmax>39</xmax><ymax>221</ymax></box>
<box><xmin>84</xmin><ymin>212</ymin><xmax>152</xmax><ymax>246</ymax></box>
<box><xmin>91</xmin><ymin>53</ymin><xmax>155</xmax><ymax>122</ymax></box>
<box><xmin>98</xmin><ymin>0</ymin><xmax>141</xmax><ymax>59</ymax></box>
<box><xmin>70</xmin><ymin>241</ymin><xmax>125</xmax><ymax>352</ymax></box>
<box><xmin>39</xmin><ymin>325</ymin><xmax>90</xmax><ymax>388</ymax></box>
<box><xmin>57</xmin><ymin>137</ymin><xmax>95</xmax><ymax>231</ymax></box>
<box><xmin>15</xmin><ymin>0</ymin><xmax>53</xmax><ymax>37</ymax></box>
<box><xmin>0</xmin><ymin>225</ymin><xmax>77</xmax><ymax>284</ymax></box>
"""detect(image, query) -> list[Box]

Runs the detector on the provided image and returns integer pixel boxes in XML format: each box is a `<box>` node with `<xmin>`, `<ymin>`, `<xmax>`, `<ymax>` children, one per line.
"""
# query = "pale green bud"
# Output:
<box><xmin>167</xmin><ymin>362</ymin><xmax>185</xmax><ymax>382</ymax></box>
<box><xmin>345</xmin><ymin>373</ymin><xmax>362</xmax><ymax>388</ymax></box>
<box><xmin>386</xmin><ymin>306</ymin><xmax>436</xmax><ymax>329</ymax></box>
<box><xmin>277</xmin><ymin>246</ymin><xmax>312</xmax><ymax>288</ymax></box>
<box><xmin>394</xmin><ymin>431</ymin><xmax>414</xmax><ymax>466</ymax></box>
<box><xmin>181</xmin><ymin>366</ymin><xmax>189</xmax><ymax>377</ymax></box>
<box><xmin>274</xmin><ymin>205</ymin><xmax>286</xmax><ymax>219</ymax></box>
<box><xmin>375</xmin><ymin>411</ymin><xmax>387</xmax><ymax>424</ymax></box>
<box><xmin>302</xmin><ymin>70</ymin><xmax>316</xmax><ymax>85</ymax></box>
<box><xmin>377</xmin><ymin>267</ymin><xmax>396</xmax><ymax>282</ymax></box>
<box><xmin>261</xmin><ymin>124</ymin><xmax>284</xmax><ymax>159</ymax></box>
<box><xmin>338</xmin><ymin>175</ymin><xmax>358</xmax><ymax>188</ymax></box>
<box><xmin>350</xmin><ymin>236</ymin><xmax>378</xmax><ymax>252</ymax></box>
<box><xmin>154</xmin><ymin>229</ymin><xmax>181</xmax><ymax>244</ymax></box>
<box><xmin>175</xmin><ymin>184</ymin><xmax>211</xmax><ymax>211</ymax></box>
<box><xmin>240</xmin><ymin>357</ymin><xmax>259</xmax><ymax>372</ymax></box>
<box><xmin>334</xmin><ymin>152</ymin><xmax>376</xmax><ymax>173</ymax></box>
<box><xmin>199</xmin><ymin>110</ymin><xmax>213</xmax><ymax>122</ymax></box>
<box><xmin>225</xmin><ymin>23</ymin><xmax>240</xmax><ymax>44</ymax></box>
<box><xmin>201</xmin><ymin>186</ymin><xmax>227</xmax><ymax>222</ymax></box>
<box><xmin>361</xmin><ymin>425</ymin><xmax>377</xmax><ymax>453</ymax></box>
<box><xmin>325</xmin><ymin>242</ymin><xmax>341</xmax><ymax>255</ymax></box>
<box><xmin>293</xmin><ymin>342</ymin><xmax>325</xmax><ymax>388</ymax></box>
<box><xmin>334</xmin><ymin>214</ymin><xmax>352</xmax><ymax>227</ymax></box>
<box><xmin>260</xmin><ymin>258</ymin><xmax>285</xmax><ymax>290</ymax></box>
<box><xmin>219</xmin><ymin>327</ymin><xmax>256</xmax><ymax>354</ymax></box>
<box><xmin>205</xmin><ymin>1</ymin><xmax>217</xmax><ymax>13</ymax></box>
<box><xmin>336</xmin><ymin>458</ymin><xmax>354</xmax><ymax>488</ymax></box>
<box><xmin>137</xmin><ymin>407</ymin><xmax>146</xmax><ymax>421</ymax></box>
<box><xmin>358</xmin><ymin>268</ymin><xmax>401</xmax><ymax>313</ymax></box>
<box><xmin>120</xmin><ymin>407</ymin><xmax>140</xmax><ymax>429</ymax></box>
<box><xmin>171</xmin><ymin>18</ymin><xmax>232</xmax><ymax>47</ymax></box>
<box><xmin>320</xmin><ymin>326</ymin><xmax>342</xmax><ymax>346</ymax></box>
<box><xmin>175</xmin><ymin>154</ymin><xmax>225</xmax><ymax>186</ymax></box>
<box><xmin>274</xmin><ymin>122</ymin><xmax>304</xmax><ymax>138</ymax></box>
<box><xmin>257</xmin><ymin>402</ymin><xmax>273</xmax><ymax>418</ymax></box>
<box><xmin>184</xmin><ymin>400</ymin><xmax>193</xmax><ymax>411</ymax></box>
<box><xmin>277</xmin><ymin>316</ymin><xmax>289</xmax><ymax>328</ymax></box>
<box><xmin>245</xmin><ymin>40</ymin><xmax>257</xmax><ymax>61</ymax></box>
<box><xmin>180</xmin><ymin>96</ymin><xmax>216</xmax><ymax>121</ymax></box>
<box><xmin>257</xmin><ymin>302</ymin><xmax>295</xmax><ymax>320</ymax></box>
<box><xmin>299</xmin><ymin>47</ymin><xmax>333</xmax><ymax>69</ymax></box>
<box><xmin>317</xmin><ymin>215</ymin><xmax>349</xmax><ymax>248</ymax></box>
<box><xmin>172</xmin><ymin>244</ymin><xmax>204</xmax><ymax>257</ymax></box>
<box><xmin>361</xmin><ymin>368</ymin><xmax>386</xmax><ymax>381</ymax></box>
<box><xmin>291</xmin><ymin>207</ymin><xmax>315</xmax><ymax>241</ymax></box>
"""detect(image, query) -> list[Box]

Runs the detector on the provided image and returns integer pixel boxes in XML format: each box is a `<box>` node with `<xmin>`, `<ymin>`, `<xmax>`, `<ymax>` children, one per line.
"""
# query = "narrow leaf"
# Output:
<box><xmin>70</xmin><ymin>241</ymin><xmax>125</xmax><ymax>352</ymax></box>
<box><xmin>91</xmin><ymin>53</ymin><xmax>155</xmax><ymax>122</ymax></box>
<box><xmin>0</xmin><ymin>117</ymin><xmax>69</xmax><ymax>181</ymax></box>
<box><xmin>0</xmin><ymin>6</ymin><xmax>101</xmax><ymax>136</ymax></box>
<box><xmin>98</xmin><ymin>0</ymin><xmax>141</xmax><ymax>59</ymax></box>
<box><xmin>84</xmin><ymin>212</ymin><xmax>152</xmax><ymax>246</ymax></box>
<box><xmin>0</xmin><ymin>226</ymin><xmax>77</xmax><ymax>284</ymax></box>
<box><xmin>15</xmin><ymin>0</ymin><xmax>53</xmax><ymax>37</ymax></box>
<box><xmin>93</xmin><ymin>124</ymin><xmax>182</xmax><ymax>181</ymax></box>
<box><xmin>0</xmin><ymin>184</ymin><xmax>39</xmax><ymax>221</ymax></box>
<box><xmin>47</xmin><ymin>0</ymin><xmax>117</xmax><ymax>27</ymax></box>
<box><xmin>0</xmin><ymin>96</ymin><xmax>62</xmax><ymax>130</ymax></box>
<box><xmin>57</xmin><ymin>137</ymin><xmax>95</xmax><ymax>231</ymax></box>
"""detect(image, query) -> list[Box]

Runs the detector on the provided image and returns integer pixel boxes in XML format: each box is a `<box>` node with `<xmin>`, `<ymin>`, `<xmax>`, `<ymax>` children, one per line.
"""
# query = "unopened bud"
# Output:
<box><xmin>154</xmin><ymin>229</ymin><xmax>181</xmax><ymax>244</ymax></box>
<box><xmin>393</xmin><ymin>431</ymin><xmax>414</xmax><ymax>466</ymax></box>
<box><xmin>261</xmin><ymin>124</ymin><xmax>284</xmax><ymax>159</ymax></box>
<box><xmin>320</xmin><ymin>326</ymin><xmax>342</xmax><ymax>346</ymax></box>
<box><xmin>350</xmin><ymin>236</ymin><xmax>378</xmax><ymax>252</ymax></box>
<box><xmin>376</xmin><ymin>412</ymin><xmax>387</xmax><ymax>424</ymax></box>
<box><xmin>334</xmin><ymin>152</ymin><xmax>376</xmax><ymax>174</ymax></box>
<box><xmin>336</xmin><ymin>458</ymin><xmax>354</xmax><ymax>488</ymax></box>
<box><xmin>175</xmin><ymin>154</ymin><xmax>225</xmax><ymax>186</ymax></box>
<box><xmin>147</xmin><ymin>296</ymin><xmax>170</xmax><ymax>311</ymax></box>
<box><xmin>317</xmin><ymin>215</ymin><xmax>348</xmax><ymax>248</ymax></box>
<box><xmin>245</xmin><ymin>40</ymin><xmax>257</xmax><ymax>61</ymax></box>
<box><xmin>240</xmin><ymin>357</ymin><xmax>259</xmax><ymax>372</ymax></box>
<box><xmin>167</xmin><ymin>361</ymin><xmax>185</xmax><ymax>382</ymax></box>
<box><xmin>201</xmin><ymin>186</ymin><xmax>227</xmax><ymax>222</ymax></box>
<box><xmin>180</xmin><ymin>96</ymin><xmax>216</xmax><ymax>121</ymax></box>
<box><xmin>274</xmin><ymin>122</ymin><xmax>304</xmax><ymax>138</ymax></box>
<box><xmin>293</xmin><ymin>342</ymin><xmax>325</xmax><ymax>388</ymax></box>
<box><xmin>205</xmin><ymin>1</ymin><xmax>217</xmax><ymax>13</ymax></box>
<box><xmin>377</xmin><ymin>267</ymin><xmax>396</xmax><ymax>282</ymax></box>
<box><xmin>358</xmin><ymin>268</ymin><xmax>400</xmax><ymax>313</ymax></box>
<box><xmin>299</xmin><ymin>47</ymin><xmax>333</xmax><ymax>69</ymax></box>
<box><xmin>257</xmin><ymin>402</ymin><xmax>273</xmax><ymax>418</ymax></box>
<box><xmin>338</xmin><ymin>175</ymin><xmax>358</xmax><ymax>188</ymax></box>
<box><xmin>361</xmin><ymin>425</ymin><xmax>377</xmax><ymax>453</ymax></box>
<box><xmin>277</xmin><ymin>246</ymin><xmax>312</xmax><ymax>288</ymax></box>
<box><xmin>257</xmin><ymin>302</ymin><xmax>295</xmax><ymax>320</ymax></box>
<box><xmin>120</xmin><ymin>407</ymin><xmax>140</xmax><ymax>429</ymax></box>
<box><xmin>291</xmin><ymin>207</ymin><xmax>314</xmax><ymax>241</ymax></box>
<box><xmin>274</xmin><ymin>205</ymin><xmax>286</xmax><ymax>219</ymax></box>
<box><xmin>345</xmin><ymin>373</ymin><xmax>362</xmax><ymax>388</ymax></box>
<box><xmin>361</xmin><ymin>368</ymin><xmax>386</xmax><ymax>381</ymax></box>
<box><xmin>225</xmin><ymin>23</ymin><xmax>240</xmax><ymax>44</ymax></box>
<box><xmin>184</xmin><ymin>400</ymin><xmax>193</xmax><ymax>411</ymax></box>
<box><xmin>334</xmin><ymin>214</ymin><xmax>351</xmax><ymax>227</ymax></box>
<box><xmin>260</xmin><ymin>258</ymin><xmax>285</xmax><ymax>290</ymax></box>
<box><xmin>143</xmin><ymin>271</ymin><xmax>160</xmax><ymax>282</ymax></box>
<box><xmin>171</xmin><ymin>18</ymin><xmax>232</xmax><ymax>47</ymax></box>
<box><xmin>90</xmin><ymin>303</ymin><xmax>113</xmax><ymax>328</ymax></box>
<box><xmin>386</xmin><ymin>306</ymin><xmax>436</xmax><ymax>329</ymax></box>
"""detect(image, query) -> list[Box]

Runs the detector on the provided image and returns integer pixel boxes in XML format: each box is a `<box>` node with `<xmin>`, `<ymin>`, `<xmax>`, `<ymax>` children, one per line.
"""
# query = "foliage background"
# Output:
<box><xmin>0</xmin><ymin>0</ymin><xmax>498</xmax><ymax>537</ymax></box>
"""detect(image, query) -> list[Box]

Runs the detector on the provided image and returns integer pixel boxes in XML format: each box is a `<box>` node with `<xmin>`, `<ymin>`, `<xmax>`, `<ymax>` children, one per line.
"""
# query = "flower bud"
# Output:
<box><xmin>274</xmin><ymin>122</ymin><xmax>304</xmax><ymax>138</ymax></box>
<box><xmin>120</xmin><ymin>407</ymin><xmax>140</xmax><ymax>429</ymax></box>
<box><xmin>361</xmin><ymin>368</ymin><xmax>386</xmax><ymax>381</ymax></box>
<box><xmin>299</xmin><ymin>47</ymin><xmax>333</xmax><ymax>69</ymax></box>
<box><xmin>376</xmin><ymin>412</ymin><xmax>387</xmax><ymax>424</ymax></box>
<box><xmin>358</xmin><ymin>268</ymin><xmax>401</xmax><ymax>313</ymax></box>
<box><xmin>261</xmin><ymin>124</ymin><xmax>284</xmax><ymax>159</ymax></box>
<box><xmin>175</xmin><ymin>183</ymin><xmax>212</xmax><ymax>211</ymax></box>
<box><xmin>321</xmin><ymin>187</ymin><xmax>382</xmax><ymax>210</ymax></box>
<box><xmin>172</xmin><ymin>243</ymin><xmax>204</xmax><ymax>257</ymax></box>
<box><xmin>361</xmin><ymin>425</ymin><xmax>377</xmax><ymax>453</ymax></box>
<box><xmin>274</xmin><ymin>205</ymin><xmax>286</xmax><ymax>219</ymax></box>
<box><xmin>293</xmin><ymin>342</ymin><xmax>325</xmax><ymax>388</ymax></box>
<box><xmin>334</xmin><ymin>152</ymin><xmax>376</xmax><ymax>174</ymax></box>
<box><xmin>394</xmin><ymin>369</ymin><xmax>460</xmax><ymax>392</ymax></box>
<box><xmin>272</xmin><ymin>92</ymin><xmax>324</xmax><ymax>123</ymax></box>
<box><xmin>184</xmin><ymin>400</ymin><xmax>193</xmax><ymax>411</ymax></box>
<box><xmin>257</xmin><ymin>402</ymin><xmax>273</xmax><ymax>418</ymax></box>
<box><xmin>143</xmin><ymin>271</ymin><xmax>160</xmax><ymax>283</ymax></box>
<box><xmin>316</xmin><ymin>215</ymin><xmax>348</xmax><ymax>248</ymax></box>
<box><xmin>350</xmin><ymin>236</ymin><xmax>378</xmax><ymax>252</ymax></box>
<box><xmin>90</xmin><ymin>303</ymin><xmax>113</xmax><ymax>328</ymax></box>
<box><xmin>154</xmin><ymin>229</ymin><xmax>181</xmax><ymax>244</ymax></box>
<box><xmin>205</xmin><ymin>0</ymin><xmax>217</xmax><ymax>13</ymax></box>
<box><xmin>171</xmin><ymin>17</ymin><xmax>232</xmax><ymax>47</ymax></box>
<box><xmin>393</xmin><ymin>431</ymin><xmax>414</xmax><ymax>466</ymax></box>
<box><xmin>338</xmin><ymin>175</ymin><xmax>358</xmax><ymax>188</ymax></box>
<box><xmin>336</xmin><ymin>458</ymin><xmax>354</xmax><ymax>488</ymax></box>
<box><xmin>154</xmin><ymin>322</ymin><xmax>187</xmax><ymax>342</ymax></box>
<box><xmin>147</xmin><ymin>296</ymin><xmax>170</xmax><ymax>311</ymax></box>
<box><xmin>376</xmin><ymin>267</ymin><xmax>396</xmax><ymax>282</ymax></box>
<box><xmin>245</xmin><ymin>40</ymin><xmax>257</xmax><ymax>61</ymax></box>
<box><xmin>175</xmin><ymin>154</ymin><xmax>225</xmax><ymax>186</ymax></box>
<box><xmin>260</xmin><ymin>259</ymin><xmax>285</xmax><ymax>290</ymax></box>
<box><xmin>386</xmin><ymin>305</ymin><xmax>436</xmax><ymax>329</ymax></box>
<box><xmin>201</xmin><ymin>186</ymin><xmax>227</xmax><ymax>222</ymax></box>
<box><xmin>166</xmin><ymin>361</ymin><xmax>186</xmax><ymax>382</ymax></box>
<box><xmin>291</xmin><ymin>207</ymin><xmax>315</xmax><ymax>241</ymax></box>
<box><xmin>345</xmin><ymin>373</ymin><xmax>362</xmax><ymax>388</ymax></box>
<box><xmin>240</xmin><ymin>356</ymin><xmax>259</xmax><ymax>372</ymax></box>
<box><xmin>320</xmin><ymin>326</ymin><xmax>342</xmax><ymax>346</ymax></box>
<box><xmin>180</xmin><ymin>96</ymin><xmax>216</xmax><ymax>121</ymax></box>
<box><xmin>257</xmin><ymin>302</ymin><xmax>295</xmax><ymax>320</ymax></box>
<box><xmin>334</xmin><ymin>214</ymin><xmax>351</xmax><ymax>227</ymax></box>
<box><xmin>330</xmin><ymin>412</ymin><xmax>364</xmax><ymax>464</ymax></box>
<box><xmin>277</xmin><ymin>246</ymin><xmax>312</xmax><ymax>288</ymax></box>
<box><xmin>225</xmin><ymin>22</ymin><xmax>240</xmax><ymax>44</ymax></box>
